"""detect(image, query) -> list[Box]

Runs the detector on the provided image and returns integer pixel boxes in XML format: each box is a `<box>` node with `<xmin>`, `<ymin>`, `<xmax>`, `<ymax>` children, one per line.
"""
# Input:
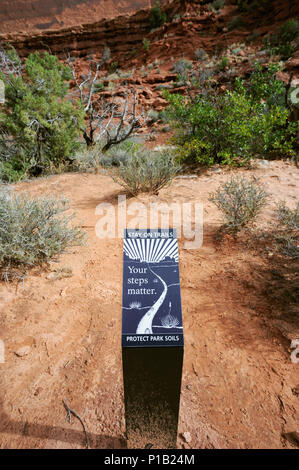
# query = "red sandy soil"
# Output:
<box><xmin>0</xmin><ymin>161</ymin><xmax>298</xmax><ymax>449</ymax></box>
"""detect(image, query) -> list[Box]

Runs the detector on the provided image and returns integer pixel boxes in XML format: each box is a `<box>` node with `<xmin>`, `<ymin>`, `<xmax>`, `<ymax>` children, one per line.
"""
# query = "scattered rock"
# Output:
<box><xmin>14</xmin><ymin>345</ymin><xmax>31</xmax><ymax>357</ymax></box>
<box><xmin>152</xmin><ymin>145</ymin><xmax>176</xmax><ymax>152</ymax></box>
<box><xmin>175</xmin><ymin>175</ymin><xmax>197</xmax><ymax>179</ymax></box>
<box><xmin>182</xmin><ymin>431</ymin><xmax>192</xmax><ymax>443</ymax></box>
<box><xmin>256</xmin><ymin>50</ymin><xmax>267</xmax><ymax>56</ymax></box>
<box><xmin>255</xmin><ymin>159</ymin><xmax>271</xmax><ymax>169</ymax></box>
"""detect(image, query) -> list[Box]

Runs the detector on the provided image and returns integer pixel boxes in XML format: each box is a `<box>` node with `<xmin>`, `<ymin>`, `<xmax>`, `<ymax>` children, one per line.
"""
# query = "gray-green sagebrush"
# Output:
<box><xmin>0</xmin><ymin>190</ymin><xmax>85</xmax><ymax>270</ymax></box>
<box><xmin>108</xmin><ymin>147</ymin><xmax>181</xmax><ymax>195</ymax></box>
<box><xmin>209</xmin><ymin>176</ymin><xmax>269</xmax><ymax>233</ymax></box>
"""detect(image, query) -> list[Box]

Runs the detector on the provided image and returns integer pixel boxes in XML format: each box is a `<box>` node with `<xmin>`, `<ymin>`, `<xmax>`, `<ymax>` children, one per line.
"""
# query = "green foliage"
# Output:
<box><xmin>108</xmin><ymin>60</ymin><xmax>119</xmax><ymax>73</ymax></box>
<box><xmin>209</xmin><ymin>176</ymin><xmax>268</xmax><ymax>233</ymax></box>
<box><xmin>100</xmin><ymin>140</ymin><xmax>142</xmax><ymax>168</ymax></box>
<box><xmin>217</xmin><ymin>56</ymin><xmax>230</xmax><ymax>71</ymax></box>
<box><xmin>147</xmin><ymin>108</ymin><xmax>160</xmax><ymax>122</ymax></box>
<box><xmin>0</xmin><ymin>49</ymin><xmax>84</xmax><ymax>181</ymax></box>
<box><xmin>236</xmin><ymin>0</ymin><xmax>273</xmax><ymax>11</ymax></box>
<box><xmin>208</xmin><ymin>0</ymin><xmax>225</xmax><ymax>11</ymax></box>
<box><xmin>142</xmin><ymin>38</ymin><xmax>151</xmax><ymax>52</ymax></box>
<box><xmin>149</xmin><ymin>1</ymin><xmax>167</xmax><ymax>29</ymax></box>
<box><xmin>163</xmin><ymin>63</ymin><xmax>297</xmax><ymax>166</ymax></box>
<box><xmin>108</xmin><ymin>147</ymin><xmax>180</xmax><ymax>195</ymax></box>
<box><xmin>274</xmin><ymin>201</ymin><xmax>299</xmax><ymax>259</ymax></box>
<box><xmin>264</xmin><ymin>19</ymin><xmax>299</xmax><ymax>59</ymax></box>
<box><xmin>228</xmin><ymin>16</ymin><xmax>245</xmax><ymax>31</ymax></box>
<box><xmin>0</xmin><ymin>189</ymin><xmax>85</xmax><ymax>275</ymax></box>
<box><xmin>244</xmin><ymin>62</ymin><xmax>285</xmax><ymax>106</ymax></box>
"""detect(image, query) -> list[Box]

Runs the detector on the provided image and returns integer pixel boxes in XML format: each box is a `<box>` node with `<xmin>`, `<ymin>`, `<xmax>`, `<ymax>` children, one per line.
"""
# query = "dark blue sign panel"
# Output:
<box><xmin>122</xmin><ymin>228</ymin><xmax>184</xmax><ymax>348</ymax></box>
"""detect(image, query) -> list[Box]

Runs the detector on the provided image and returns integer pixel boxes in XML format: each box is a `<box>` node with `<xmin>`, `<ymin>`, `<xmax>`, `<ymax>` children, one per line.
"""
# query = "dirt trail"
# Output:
<box><xmin>0</xmin><ymin>161</ymin><xmax>298</xmax><ymax>449</ymax></box>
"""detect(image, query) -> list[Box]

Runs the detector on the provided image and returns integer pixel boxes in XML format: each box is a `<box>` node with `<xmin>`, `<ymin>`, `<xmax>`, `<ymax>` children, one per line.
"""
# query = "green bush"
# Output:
<box><xmin>209</xmin><ymin>176</ymin><xmax>268</xmax><ymax>233</ymax></box>
<box><xmin>150</xmin><ymin>1</ymin><xmax>167</xmax><ymax>29</ymax></box>
<box><xmin>142</xmin><ymin>38</ymin><xmax>151</xmax><ymax>52</ymax></box>
<box><xmin>0</xmin><ymin>49</ymin><xmax>84</xmax><ymax>181</ymax></box>
<box><xmin>0</xmin><ymin>189</ymin><xmax>85</xmax><ymax>276</ymax></box>
<box><xmin>228</xmin><ymin>16</ymin><xmax>245</xmax><ymax>31</ymax></box>
<box><xmin>164</xmin><ymin>63</ymin><xmax>297</xmax><ymax>166</ymax></box>
<box><xmin>217</xmin><ymin>56</ymin><xmax>230</xmax><ymax>71</ymax></box>
<box><xmin>274</xmin><ymin>201</ymin><xmax>299</xmax><ymax>259</ymax></box>
<box><xmin>100</xmin><ymin>140</ymin><xmax>142</xmax><ymax>168</ymax></box>
<box><xmin>264</xmin><ymin>19</ymin><xmax>299</xmax><ymax>59</ymax></box>
<box><xmin>208</xmin><ymin>0</ymin><xmax>225</xmax><ymax>11</ymax></box>
<box><xmin>108</xmin><ymin>147</ymin><xmax>180</xmax><ymax>195</ymax></box>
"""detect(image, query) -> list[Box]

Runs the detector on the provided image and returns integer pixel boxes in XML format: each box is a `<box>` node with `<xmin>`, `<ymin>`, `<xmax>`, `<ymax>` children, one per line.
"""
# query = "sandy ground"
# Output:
<box><xmin>0</xmin><ymin>160</ymin><xmax>298</xmax><ymax>449</ymax></box>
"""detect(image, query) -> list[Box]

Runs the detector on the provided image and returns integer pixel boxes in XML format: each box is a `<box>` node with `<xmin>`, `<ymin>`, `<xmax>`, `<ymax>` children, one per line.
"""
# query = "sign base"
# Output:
<box><xmin>122</xmin><ymin>346</ymin><xmax>183</xmax><ymax>449</ymax></box>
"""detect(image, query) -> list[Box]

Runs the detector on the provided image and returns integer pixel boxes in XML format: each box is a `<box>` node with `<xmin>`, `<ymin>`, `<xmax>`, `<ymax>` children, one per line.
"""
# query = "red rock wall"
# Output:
<box><xmin>0</xmin><ymin>0</ymin><xmax>154</xmax><ymax>34</ymax></box>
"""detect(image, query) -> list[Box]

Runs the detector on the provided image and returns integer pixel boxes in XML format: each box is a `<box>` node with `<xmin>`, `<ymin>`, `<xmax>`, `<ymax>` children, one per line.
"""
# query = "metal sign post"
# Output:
<box><xmin>122</xmin><ymin>228</ymin><xmax>184</xmax><ymax>449</ymax></box>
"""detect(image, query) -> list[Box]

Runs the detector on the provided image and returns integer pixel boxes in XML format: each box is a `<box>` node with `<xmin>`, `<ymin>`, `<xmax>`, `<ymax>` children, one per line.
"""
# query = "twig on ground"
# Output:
<box><xmin>63</xmin><ymin>398</ymin><xmax>90</xmax><ymax>449</ymax></box>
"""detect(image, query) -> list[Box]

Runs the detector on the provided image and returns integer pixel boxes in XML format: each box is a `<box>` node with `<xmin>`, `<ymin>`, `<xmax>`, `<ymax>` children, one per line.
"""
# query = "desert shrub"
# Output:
<box><xmin>228</xmin><ymin>16</ymin><xmax>244</xmax><ymax>31</ymax></box>
<box><xmin>217</xmin><ymin>56</ymin><xmax>230</xmax><ymax>70</ymax></box>
<box><xmin>173</xmin><ymin>59</ymin><xmax>193</xmax><ymax>81</ymax></box>
<box><xmin>163</xmin><ymin>63</ymin><xmax>297</xmax><ymax>166</ymax></box>
<box><xmin>147</xmin><ymin>108</ymin><xmax>160</xmax><ymax>122</ymax></box>
<box><xmin>142</xmin><ymin>38</ymin><xmax>151</xmax><ymax>52</ymax></box>
<box><xmin>99</xmin><ymin>140</ymin><xmax>142</xmax><ymax>168</ymax></box>
<box><xmin>194</xmin><ymin>48</ymin><xmax>208</xmax><ymax>61</ymax></box>
<box><xmin>208</xmin><ymin>0</ymin><xmax>225</xmax><ymax>11</ymax></box>
<box><xmin>108</xmin><ymin>60</ymin><xmax>119</xmax><ymax>73</ymax></box>
<box><xmin>209</xmin><ymin>176</ymin><xmax>268</xmax><ymax>233</ymax></box>
<box><xmin>108</xmin><ymin>148</ymin><xmax>180</xmax><ymax>195</ymax></box>
<box><xmin>245</xmin><ymin>62</ymin><xmax>286</xmax><ymax>106</ymax></box>
<box><xmin>72</xmin><ymin>144</ymin><xmax>102</xmax><ymax>171</ymax></box>
<box><xmin>149</xmin><ymin>1</ymin><xmax>167</xmax><ymax>29</ymax></box>
<box><xmin>0</xmin><ymin>49</ymin><xmax>84</xmax><ymax>181</ymax></box>
<box><xmin>0</xmin><ymin>190</ymin><xmax>85</xmax><ymax>276</ymax></box>
<box><xmin>264</xmin><ymin>19</ymin><xmax>299</xmax><ymax>59</ymax></box>
<box><xmin>274</xmin><ymin>201</ymin><xmax>299</xmax><ymax>259</ymax></box>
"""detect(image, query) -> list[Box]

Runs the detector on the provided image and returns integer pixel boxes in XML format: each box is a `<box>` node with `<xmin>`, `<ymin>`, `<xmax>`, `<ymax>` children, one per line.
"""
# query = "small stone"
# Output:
<box><xmin>152</xmin><ymin>145</ymin><xmax>177</xmax><ymax>152</ymax></box>
<box><xmin>14</xmin><ymin>345</ymin><xmax>31</xmax><ymax>357</ymax></box>
<box><xmin>182</xmin><ymin>431</ymin><xmax>192</xmax><ymax>443</ymax></box>
<box><xmin>46</xmin><ymin>272</ymin><xmax>57</xmax><ymax>280</ymax></box>
<box><xmin>255</xmin><ymin>159</ymin><xmax>271</xmax><ymax>169</ymax></box>
<box><xmin>175</xmin><ymin>175</ymin><xmax>197</xmax><ymax>179</ymax></box>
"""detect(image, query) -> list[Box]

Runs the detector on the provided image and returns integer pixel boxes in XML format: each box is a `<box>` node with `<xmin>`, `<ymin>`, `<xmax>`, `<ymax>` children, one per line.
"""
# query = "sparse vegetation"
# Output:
<box><xmin>209</xmin><ymin>176</ymin><xmax>268</xmax><ymax>233</ymax></box>
<box><xmin>208</xmin><ymin>0</ymin><xmax>225</xmax><ymax>12</ymax></box>
<box><xmin>149</xmin><ymin>1</ymin><xmax>167</xmax><ymax>29</ymax></box>
<box><xmin>108</xmin><ymin>147</ymin><xmax>180</xmax><ymax>195</ymax></box>
<box><xmin>274</xmin><ymin>201</ymin><xmax>299</xmax><ymax>259</ymax></box>
<box><xmin>264</xmin><ymin>19</ymin><xmax>299</xmax><ymax>59</ymax></box>
<box><xmin>142</xmin><ymin>38</ymin><xmax>151</xmax><ymax>52</ymax></box>
<box><xmin>194</xmin><ymin>48</ymin><xmax>208</xmax><ymax>61</ymax></box>
<box><xmin>228</xmin><ymin>16</ymin><xmax>245</xmax><ymax>31</ymax></box>
<box><xmin>217</xmin><ymin>56</ymin><xmax>230</xmax><ymax>70</ymax></box>
<box><xmin>0</xmin><ymin>189</ymin><xmax>85</xmax><ymax>277</ymax></box>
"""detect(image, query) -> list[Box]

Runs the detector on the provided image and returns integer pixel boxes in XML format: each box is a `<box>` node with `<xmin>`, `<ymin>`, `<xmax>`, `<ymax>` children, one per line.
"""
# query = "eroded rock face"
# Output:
<box><xmin>0</xmin><ymin>0</ymin><xmax>153</xmax><ymax>34</ymax></box>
